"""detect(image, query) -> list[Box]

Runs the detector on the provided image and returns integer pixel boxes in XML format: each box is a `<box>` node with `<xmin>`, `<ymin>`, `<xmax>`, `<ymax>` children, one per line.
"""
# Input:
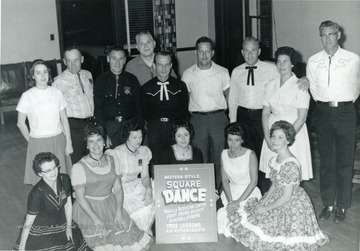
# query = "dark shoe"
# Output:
<box><xmin>334</xmin><ymin>208</ymin><xmax>346</xmax><ymax>222</ymax></box>
<box><xmin>319</xmin><ymin>206</ymin><xmax>333</xmax><ymax>219</ymax></box>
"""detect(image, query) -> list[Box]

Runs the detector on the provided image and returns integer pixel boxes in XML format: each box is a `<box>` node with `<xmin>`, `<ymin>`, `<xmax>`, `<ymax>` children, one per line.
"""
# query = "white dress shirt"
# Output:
<box><xmin>181</xmin><ymin>62</ymin><xmax>230</xmax><ymax>112</ymax></box>
<box><xmin>307</xmin><ymin>46</ymin><xmax>360</xmax><ymax>102</ymax></box>
<box><xmin>228</xmin><ymin>60</ymin><xmax>278</xmax><ymax>122</ymax></box>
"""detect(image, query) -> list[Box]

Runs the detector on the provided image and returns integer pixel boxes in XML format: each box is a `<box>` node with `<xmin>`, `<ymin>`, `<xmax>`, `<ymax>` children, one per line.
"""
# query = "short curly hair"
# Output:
<box><xmin>32</xmin><ymin>152</ymin><xmax>60</xmax><ymax>176</ymax></box>
<box><xmin>122</xmin><ymin>119</ymin><xmax>146</xmax><ymax>141</ymax></box>
<box><xmin>270</xmin><ymin>120</ymin><xmax>296</xmax><ymax>146</ymax></box>
<box><xmin>83</xmin><ymin>123</ymin><xmax>106</xmax><ymax>142</ymax></box>
<box><xmin>171</xmin><ymin>120</ymin><xmax>195</xmax><ymax>142</ymax></box>
<box><xmin>274</xmin><ymin>46</ymin><xmax>298</xmax><ymax>66</ymax></box>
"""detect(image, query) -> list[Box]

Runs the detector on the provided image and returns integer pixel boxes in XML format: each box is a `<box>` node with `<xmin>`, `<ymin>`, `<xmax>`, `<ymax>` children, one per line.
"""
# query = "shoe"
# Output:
<box><xmin>319</xmin><ymin>206</ymin><xmax>333</xmax><ymax>219</ymax></box>
<box><xmin>334</xmin><ymin>208</ymin><xmax>346</xmax><ymax>222</ymax></box>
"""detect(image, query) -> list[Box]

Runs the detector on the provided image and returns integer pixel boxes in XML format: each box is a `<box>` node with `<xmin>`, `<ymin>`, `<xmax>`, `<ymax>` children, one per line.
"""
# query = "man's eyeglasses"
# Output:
<box><xmin>320</xmin><ymin>32</ymin><xmax>338</xmax><ymax>39</ymax></box>
<box><xmin>41</xmin><ymin>165</ymin><xmax>60</xmax><ymax>174</ymax></box>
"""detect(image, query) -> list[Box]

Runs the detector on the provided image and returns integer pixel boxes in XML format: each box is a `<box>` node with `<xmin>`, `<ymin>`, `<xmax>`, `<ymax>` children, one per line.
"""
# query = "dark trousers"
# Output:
<box><xmin>315</xmin><ymin>103</ymin><xmax>356</xmax><ymax>209</ymax></box>
<box><xmin>236</xmin><ymin>107</ymin><xmax>270</xmax><ymax>194</ymax></box>
<box><xmin>106</xmin><ymin>120</ymin><xmax>129</xmax><ymax>149</ymax></box>
<box><xmin>191</xmin><ymin>111</ymin><xmax>228</xmax><ymax>190</ymax></box>
<box><xmin>147</xmin><ymin>120</ymin><xmax>173</xmax><ymax>176</ymax></box>
<box><xmin>68</xmin><ymin>118</ymin><xmax>88</xmax><ymax>164</ymax></box>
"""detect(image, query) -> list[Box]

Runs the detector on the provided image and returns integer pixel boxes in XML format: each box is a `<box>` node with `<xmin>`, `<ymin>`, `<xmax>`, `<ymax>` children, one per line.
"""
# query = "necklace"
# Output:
<box><xmin>126</xmin><ymin>142</ymin><xmax>137</xmax><ymax>154</ymax></box>
<box><xmin>89</xmin><ymin>153</ymin><xmax>104</xmax><ymax>166</ymax></box>
<box><xmin>176</xmin><ymin>145</ymin><xmax>190</xmax><ymax>157</ymax></box>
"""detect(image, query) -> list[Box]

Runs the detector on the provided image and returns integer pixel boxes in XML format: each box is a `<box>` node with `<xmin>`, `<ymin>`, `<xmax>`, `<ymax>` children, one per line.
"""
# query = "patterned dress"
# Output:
<box><xmin>13</xmin><ymin>174</ymin><xmax>89</xmax><ymax>251</ymax></box>
<box><xmin>71</xmin><ymin>156</ymin><xmax>153</xmax><ymax>250</ymax></box>
<box><xmin>107</xmin><ymin>145</ymin><xmax>155</xmax><ymax>234</ymax></box>
<box><xmin>228</xmin><ymin>157</ymin><xmax>328</xmax><ymax>250</ymax></box>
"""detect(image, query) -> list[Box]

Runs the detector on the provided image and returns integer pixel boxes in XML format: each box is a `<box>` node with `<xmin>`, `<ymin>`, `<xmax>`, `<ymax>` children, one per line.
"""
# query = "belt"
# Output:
<box><xmin>69</xmin><ymin>117</ymin><xmax>94</xmax><ymax>122</ymax></box>
<box><xmin>160</xmin><ymin>117</ymin><xmax>170</xmax><ymax>122</ymax></box>
<box><xmin>237</xmin><ymin>106</ymin><xmax>262</xmax><ymax>113</ymax></box>
<box><xmin>192</xmin><ymin>109</ymin><xmax>224</xmax><ymax>115</ymax></box>
<box><xmin>317</xmin><ymin>101</ymin><xmax>353</xmax><ymax>107</ymax></box>
<box><xmin>150</xmin><ymin>117</ymin><xmax>171</xmax><ymax>122</ymax></box>
<box><xmin>107</xmin><ymin>116</ymin><xmax>131</xmax><ymax>123</ymax></box>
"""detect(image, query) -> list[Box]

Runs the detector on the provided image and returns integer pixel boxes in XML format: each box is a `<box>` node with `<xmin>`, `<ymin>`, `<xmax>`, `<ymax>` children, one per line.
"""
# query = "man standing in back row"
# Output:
<box><xmin>182</xmin><ymin>37</ymin><xmax>230</xmax><ymax>190</ymax></box>
<box><xmin>53</xmin><ymin>46</ymin><xmax>94</xmax><ymax>164</ymax></box>
<box><xmin>126</xmin><ymin>31</ymin><xmax>176</xmax><ymax>86</ymax></box>
<box><xmin>141</xmin><ymin>51</ymin><xmax>189</xmax><ymax>165</ymax></box>
<box><xmin>94</xmin><ymin>46</ymin><xmax>143</xmax><ymax>148</ymax></box>
<box><xmin>307</xmin><ymin>20</ymin><xmax>360</xmax><ymax>222</ymax></box>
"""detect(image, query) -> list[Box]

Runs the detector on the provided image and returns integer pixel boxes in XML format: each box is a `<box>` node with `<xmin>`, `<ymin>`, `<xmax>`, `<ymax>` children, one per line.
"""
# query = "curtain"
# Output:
<box><xmin>153</xmin><ymin>0</ymin><xmax>177</xmax><ymax>55</ymax></box>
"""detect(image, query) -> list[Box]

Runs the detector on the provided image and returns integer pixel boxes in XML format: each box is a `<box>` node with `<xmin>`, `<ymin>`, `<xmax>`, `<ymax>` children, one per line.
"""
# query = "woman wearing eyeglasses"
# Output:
<box><xmin>13</xmin><ymin>152</ymin><xmax>89</xmax><ymax>251</ymax></box>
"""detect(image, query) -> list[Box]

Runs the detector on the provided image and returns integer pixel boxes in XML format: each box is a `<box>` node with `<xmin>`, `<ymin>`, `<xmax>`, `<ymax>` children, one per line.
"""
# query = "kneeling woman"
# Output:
<box><xmin>106</xmin><ymin>119</ymin><xmax>155</xmax><ymax>234</ymax></box>
<box><xmin>13</xmin><ymin>152</ymin><xmax>89</xmax><ymax>251</ymax></box>
<box><xmin>228</xmin><ymin>121</ymin><xmax>328</xmax><ymax>250</ymax></box>
<box><xmin>217</xmin><ymin>122</ymin><xmax>262</xmax><ymax>237</ymax></box>
<box><xmin>71</xmin><ymin>124</ymin><xmax>152</xmax><ymax>250</ymax></box>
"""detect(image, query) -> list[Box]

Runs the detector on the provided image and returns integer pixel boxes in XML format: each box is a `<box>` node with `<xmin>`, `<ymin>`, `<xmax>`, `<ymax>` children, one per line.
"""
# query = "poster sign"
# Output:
<box><xmin>154</xmin><ymin>163</ymin><xmax>218</xmax><ymax>244</ymax></box>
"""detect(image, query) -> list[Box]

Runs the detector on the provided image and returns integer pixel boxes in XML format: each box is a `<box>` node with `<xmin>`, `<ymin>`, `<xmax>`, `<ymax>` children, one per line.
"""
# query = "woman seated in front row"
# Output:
<box><xmin>13</xmin><ymin>152</ymin><xmax>89</xmax><ymax>251</ymax></box>
<box><xmin>159</xmin><ymin>120</ymin><xmax>203</xmax><ymax>164</ymax></box>
<box><xmin>71</xmin><ymin>124</ymin><xmax>152</xmax><ymax>250</ymax></box>
<box><xmin>217</xmin><ymin>122</ymin><xmax>262</xmax><ymax>238</ymax></box>
<box><xmin>106</xmin><ymin>119</ymin><xmax>155</xmax><ymax>234</ymax></box>
<box><xmin>227</xmin><ymin>121</ymin><xmax>328</xmax><ymax>250</ymax></box>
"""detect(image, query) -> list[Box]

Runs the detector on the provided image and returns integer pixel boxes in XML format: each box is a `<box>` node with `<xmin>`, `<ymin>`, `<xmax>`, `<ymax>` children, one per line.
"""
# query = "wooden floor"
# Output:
<box><xmin>0</xmin><ymin>111</ymin><xmax>359</xmax><ymax>251</ymax></box>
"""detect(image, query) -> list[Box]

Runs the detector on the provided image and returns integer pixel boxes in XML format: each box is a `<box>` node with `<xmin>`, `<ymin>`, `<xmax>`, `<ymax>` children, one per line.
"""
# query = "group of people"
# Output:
<box><xmin>13</xmin><ymin>19</ymin><xmax>359</xmax><ymax>250</ymax></box>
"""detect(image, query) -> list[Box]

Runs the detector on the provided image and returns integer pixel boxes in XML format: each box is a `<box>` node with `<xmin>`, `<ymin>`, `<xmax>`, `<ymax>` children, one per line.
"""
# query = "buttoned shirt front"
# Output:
<box><xmin>307</xmin><ymin>46</ymin><xmax>360</xmax><ymax>102</ymax></box>
<box><xmin>52</xmin><ymin>69</ymin><xmax>94</xmax><ymax>119</ymax></box>
<box><xmin>228</xmin><ymin>60</ymin><xmax>278</xmax><ymax>122</ymax></box>
<box><xmin>94</xmin><ymin>70</ymin><xmax>143</xmax><ymax>129</ymax></box>
<box><xmin>125</xmin><ymin>55</ymin><xmax>177</xmax><ymax>86</ymax></box>
<box><xmin>181</xmin><ymin>62</ymin><xmax>230</xmax><ymax>112</ymax></box>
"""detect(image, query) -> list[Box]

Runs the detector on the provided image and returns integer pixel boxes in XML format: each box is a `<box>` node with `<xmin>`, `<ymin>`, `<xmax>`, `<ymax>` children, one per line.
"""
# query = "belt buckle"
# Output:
<box><xmin>329</xmin><ymin>101</ymin><xmax>338</xmax><ymax>107</ymax></box>
<box><xmin>160</xmin><ymin>117</ymin><xmax>169</xmax><ymax>122</ymax></box>
<box><xmin>115</xmin><ymin>116</ymin><xmax>123</xmax><ymax>123</ymax></box>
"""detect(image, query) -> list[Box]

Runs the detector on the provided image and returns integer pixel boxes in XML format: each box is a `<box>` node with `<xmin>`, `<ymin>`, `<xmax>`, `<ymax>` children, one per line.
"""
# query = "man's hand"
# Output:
<box><xmin>106</xmin><ymin>135</ymin><xmax>112</xmax><ymax>149</ymax></box>
<box><xmin>297</xmin><ymin>76</ymin><xmax>310</xmax><ymax>91</ymax></box>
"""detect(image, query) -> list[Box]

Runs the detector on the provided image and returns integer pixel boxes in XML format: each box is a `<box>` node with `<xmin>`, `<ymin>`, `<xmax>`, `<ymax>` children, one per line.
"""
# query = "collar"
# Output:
<box><xmin>136</xmin><ymin>55</ymin><xmax>155</xmax><ymax>68</ymax></box>
<box><xmin>323</xmin><ymin>46</ymin><xmax>341</xmax><ymax>58</ymax></box>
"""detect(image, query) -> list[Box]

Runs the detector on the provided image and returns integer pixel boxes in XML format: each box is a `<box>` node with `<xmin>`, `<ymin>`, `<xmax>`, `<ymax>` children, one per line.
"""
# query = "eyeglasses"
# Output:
<box><xmin>41</xmin><ymin>165</ymin><xmax>60</xmax><ymax>174</ymax></box>
<box><xmin>320</xmin><ymin>32</ymin><xmax>338</xmax><ymax>39</ymax></box>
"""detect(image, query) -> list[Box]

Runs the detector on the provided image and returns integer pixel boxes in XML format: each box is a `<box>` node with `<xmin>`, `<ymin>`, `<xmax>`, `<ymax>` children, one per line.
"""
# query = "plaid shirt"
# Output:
<box><xmin>53</xmin><ymin>69</ymin><xmax>94</xmax><ymax>118</ymax></box>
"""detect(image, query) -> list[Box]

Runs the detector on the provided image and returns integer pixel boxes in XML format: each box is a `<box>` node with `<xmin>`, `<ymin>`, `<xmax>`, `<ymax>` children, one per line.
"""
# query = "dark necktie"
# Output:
<box><xmin>76</xmin><ymin>73</ymin><xmax>85</xmax><ymax>93</ymax></box>
<box><xmin>245</xmin><ymin>66</ymin><xmax>257</xmax><ymax>86</ymax></box>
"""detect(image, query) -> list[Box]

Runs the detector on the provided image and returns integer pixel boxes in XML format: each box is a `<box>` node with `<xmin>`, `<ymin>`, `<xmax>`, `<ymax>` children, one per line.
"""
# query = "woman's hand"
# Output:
<box><xmin>65</xmin><ymin>140</ymin><xmax>73</xmax><ymax>156</ymax></box>
<box><xmin>66</xmin><ymin>226</ymin><xmax>73</xmax><ymax>242</ymax></box>
<box><xmin>226</xmin><ymin>200</ymin><xmax>240</xmax><ymax>214</ymax></box>
<box><xmin>254</xmin><ymin>205</ymin><xmax>268</xmax><ymax>214</ymax></box>
<box><xmin>92</xmin><ymin>218</ymin><xmax>107</xmax><ymax>237</ymax></box>
<box><xmin>143</xmin><ymin>187</ymin><xmax>153</xmax><ymax>206</ymax></box>
<box><xmin>115</xmin><ymin>209</ymin><xmax>130</xmax><ymax>229</ymax></box>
